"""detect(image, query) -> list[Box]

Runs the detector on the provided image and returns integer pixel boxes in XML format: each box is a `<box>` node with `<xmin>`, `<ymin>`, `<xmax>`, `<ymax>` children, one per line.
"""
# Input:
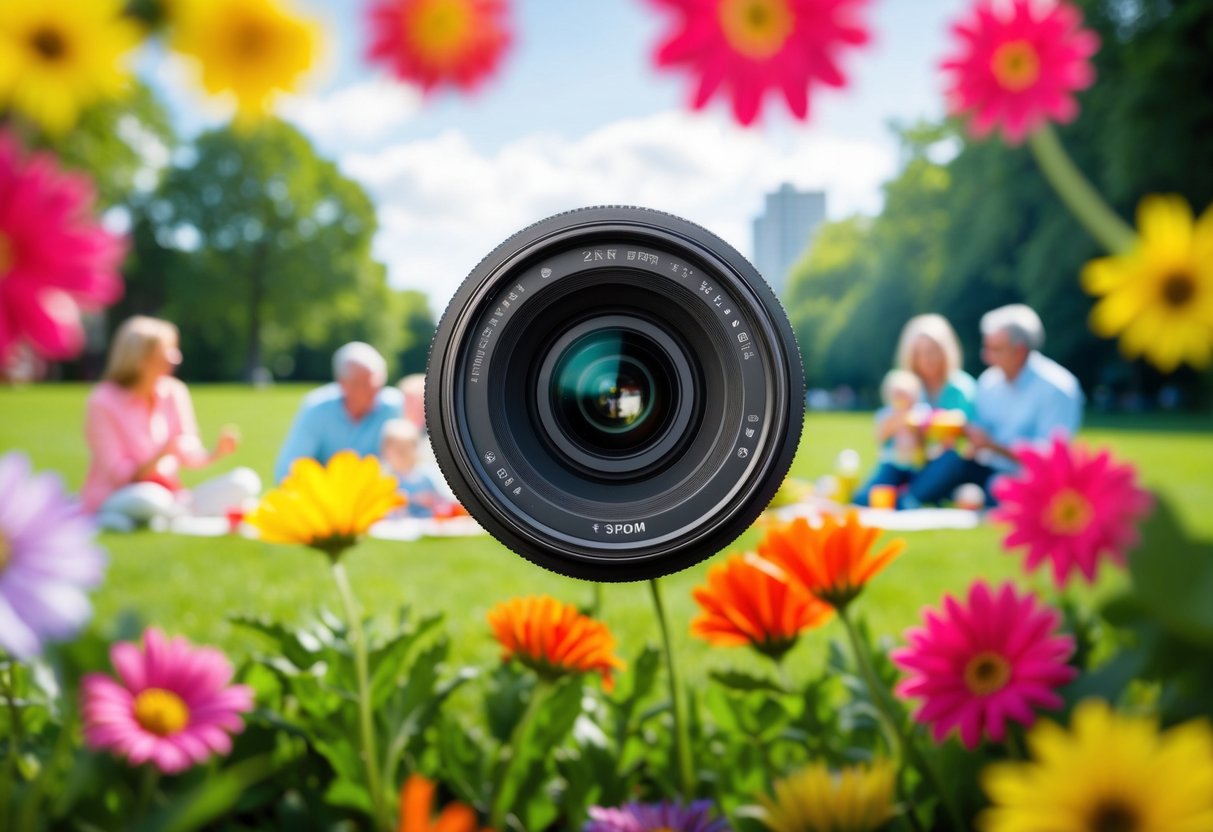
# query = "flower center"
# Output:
<box><xmin>410</xmin><ymin>0</ymin><xmax>473</xmax><ymax>60</ymax></box>
<box><xmin>1044</xmin><ymin>488</ymin><xmax>1094</xmax><ymax>536</ymax></box>
<box><xmin>29</xmin><ymin>26</ymin><xmax>69</xmax><ymax>62</ymax></box>
<box><xmin>132</xmin><ymin>688</ymin><xmax>190</xmax><ymax>736</ymax></box>
<box><xmin>1160</xmin><ymin>271</ymin><xmax>1195</xmax><ymax>308</ymax></box>
<box><xmin>232</xmin><ymin>18</ymin><xmax>272</xmax><ymax>62</ymax></box>
<box><xmin>0</xmin><ymin>233</ymin><xmax>15</xmax><ymax>280</ymax></box>
<box><xmin>719</xmin><ymin>0</ymin><xmax>794</xmax><ymax>60</ymax></box>
<box><xmin>963</xmin><ymin>651</ymin><xmax>1012</xmax><ymax>696</ymax></box>
<box><xmin>1088</xmin><ymin>799</ymin><xmax>1140</xmax><ymax>832</ymax></box>
<box><xmin>991</xmin><ymin>40</ymin><xmax>1040</xmax><ymax>92</ymax></box>
<box><xmin>0</xmin><ymin>533</ymin><xmax>12</xmax><ymax>574</ymax></box>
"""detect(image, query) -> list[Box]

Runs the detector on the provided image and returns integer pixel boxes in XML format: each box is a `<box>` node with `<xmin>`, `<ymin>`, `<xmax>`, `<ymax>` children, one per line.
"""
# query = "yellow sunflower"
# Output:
<box><xmin>0</xmin><ymin>0</ymin><xmax>141</xmax><ymax>135</ymax></box>
<box><xmin>247</xmin><ymin>451</ymin><xmax>404</xmax><ymax>560</ymax></box>
<box><xmin>168</xmin><ymin>0</ymin><xmax>319</xmax><ymax>127</ymax></box>
<box><xmin>1083</xmin><ymin>195</ymin><xmax>1213</xmax><ymax>373</ymax></box>
<box><xmin>980</xmin><ymin>699</ymin><xmax>1213</xmax><ymax>832</ymax></box>
<box><xmin>755</xmin><ymin>759</ymin><xmax>897</xmax><ymax>832</ymax></box>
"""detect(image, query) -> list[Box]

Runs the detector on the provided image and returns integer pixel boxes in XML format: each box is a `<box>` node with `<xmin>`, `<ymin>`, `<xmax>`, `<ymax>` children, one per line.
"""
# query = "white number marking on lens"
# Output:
<box><xmin>602</xmin><ymin>522</ymin><xmax>647</xmax><ymax>535</ymax></box>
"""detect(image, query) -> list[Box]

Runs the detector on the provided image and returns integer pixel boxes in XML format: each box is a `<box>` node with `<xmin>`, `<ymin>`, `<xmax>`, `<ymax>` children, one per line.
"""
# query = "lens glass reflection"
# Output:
<box><xmin>551</xmin><ymin>328</ymin><xmax>673</xmax><ymax>453</ymax></box>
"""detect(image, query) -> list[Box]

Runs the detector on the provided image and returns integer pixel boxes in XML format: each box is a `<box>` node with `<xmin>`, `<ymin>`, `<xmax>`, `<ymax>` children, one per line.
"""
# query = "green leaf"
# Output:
<box><xmin>709</xmin><ymin>669</ymin><xmax>787</xmax><ymax>694</ymax></box>
<box><xmin>1129</xmin><ymin>498</ymin><xmax>1213</xmax><ymax>645</ymax></box>
<box><xmin>131</xmin><ymin>754</ymin><xmax>279</xmax><ymax>832</ymax></box>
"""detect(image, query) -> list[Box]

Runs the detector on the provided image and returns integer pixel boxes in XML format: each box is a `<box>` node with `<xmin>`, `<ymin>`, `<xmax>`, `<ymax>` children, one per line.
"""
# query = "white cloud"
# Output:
<box><xmin>341</xmin><ymin>110</ymin><xmax>897</xmax><ymax>311</ymax></box>
<box><xmin>279</xmin><ymin>79</ymin><xmax>423</xmax><ymax>151</ymax></box>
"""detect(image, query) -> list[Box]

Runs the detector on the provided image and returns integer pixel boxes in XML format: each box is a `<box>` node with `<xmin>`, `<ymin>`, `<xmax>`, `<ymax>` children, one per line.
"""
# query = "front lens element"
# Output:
<box><xmin>551</xmin><ymin>328</ymin><xmax>672</xmax><ymax>454</ymax></box>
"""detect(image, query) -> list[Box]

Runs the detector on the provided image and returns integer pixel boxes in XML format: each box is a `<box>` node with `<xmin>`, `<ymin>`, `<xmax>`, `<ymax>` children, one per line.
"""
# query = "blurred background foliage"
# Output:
<box><xmin>50</xmin><ymin>82</ymin><xmax>434</xmax><ymax>384</ymax></box>
<box><xmin>786</xmin><ymin>0</ymin><xmax>1213</xmax><ymax>405</ymax></box>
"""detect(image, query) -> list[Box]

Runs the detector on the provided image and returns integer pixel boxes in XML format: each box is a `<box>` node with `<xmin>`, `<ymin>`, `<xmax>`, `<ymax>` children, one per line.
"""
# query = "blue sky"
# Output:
<box><xmin>147</xmin><ymin>0</ymin><xmax>970</xmax><ymax>306</ymax></box>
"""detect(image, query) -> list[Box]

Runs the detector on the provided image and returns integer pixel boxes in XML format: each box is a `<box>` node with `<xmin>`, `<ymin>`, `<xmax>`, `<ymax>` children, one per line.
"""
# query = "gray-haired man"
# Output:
<box><xmin>274</xmin><ymin>342</ymin><xmax>403</xmax><ymax>482</ymax></box>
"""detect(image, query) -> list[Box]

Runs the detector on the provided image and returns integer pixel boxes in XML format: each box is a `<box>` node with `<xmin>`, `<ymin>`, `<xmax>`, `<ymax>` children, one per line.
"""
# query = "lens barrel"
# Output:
<box><xmin>426</xmin><ymin>207</ymin><xmax>804</xmax><ymax>581</ymax></box>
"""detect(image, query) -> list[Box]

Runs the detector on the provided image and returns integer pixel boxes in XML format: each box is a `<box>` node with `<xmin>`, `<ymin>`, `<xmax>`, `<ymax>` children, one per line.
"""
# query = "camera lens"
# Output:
<box><xmin>426</xmin><ymin>207</ymin><xmax>804</xmax><ymax>582</ymax></box>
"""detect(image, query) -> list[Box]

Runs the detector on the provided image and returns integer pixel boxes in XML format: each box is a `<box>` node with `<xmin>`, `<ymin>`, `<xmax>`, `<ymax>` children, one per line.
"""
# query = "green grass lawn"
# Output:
<box><xmin>1</xmin><ymin>384</ymin><xmax>1211</xmax><ymax>687</ymax></box>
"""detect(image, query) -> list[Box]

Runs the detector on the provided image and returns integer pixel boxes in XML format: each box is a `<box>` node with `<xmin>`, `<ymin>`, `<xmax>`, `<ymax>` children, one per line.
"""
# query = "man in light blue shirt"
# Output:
<box><xmin>274</xmin><ymin>342</ymin><xmax>403</xmax><ymax>483</ymax></box>
<box><xmin>905</xmin><ymin>305</ymin><xmax>1083</xmax><ymax>506</ymax></box>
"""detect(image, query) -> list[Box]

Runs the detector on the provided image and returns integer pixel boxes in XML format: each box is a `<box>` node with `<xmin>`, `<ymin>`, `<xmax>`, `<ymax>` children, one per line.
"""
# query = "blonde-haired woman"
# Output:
<box><xmin>83</xmin><ymin>316</ymin><xmax>260</xmax><ymax>531</ymax></box>
<box><xmin>895</xmin><ymin>313</ymin><xmax>976</xmax><ymax>414</ymax></box>
<box><xmin>854</xmin><ymin>314</ymin><xmax>976</xmax><ymax>507</ymax></box>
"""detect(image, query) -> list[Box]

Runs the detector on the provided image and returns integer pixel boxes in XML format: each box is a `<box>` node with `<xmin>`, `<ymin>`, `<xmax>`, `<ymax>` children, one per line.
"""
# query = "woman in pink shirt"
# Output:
<box><xmin>83</xmin><ymin>316</ymin><xmax>260</xmax><ymax>531</ymax></box>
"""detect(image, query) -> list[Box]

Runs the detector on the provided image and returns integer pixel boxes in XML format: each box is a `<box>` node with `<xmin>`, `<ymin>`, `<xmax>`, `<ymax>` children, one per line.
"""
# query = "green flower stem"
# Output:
<box><xmin>332</xmin><ymin>561</ymin><xmax>390</xmax><ymax>832</ymax></box>
<box><xmin>1027</xmin><ymin>124</ymin><xmax>1137</xmax><ymax>254</ymax></box>
<box><xmin>489</xmin><ymin>677</ymin><xmax>549</xmax><ymax>829</ymax></box>
<box><xmin>649</xmin><ymin>578</ymin><xmax>695</xmax><ymax>799</ymax></box>
<box><xmin>135</xmin><ymin>766</ymin><xmax>161</xmax><ymax>820</ymax></box>
<box><xmin>838</xmin><ymin>610</ymin><xmax>965</xmax><ymax>832</ymax></box>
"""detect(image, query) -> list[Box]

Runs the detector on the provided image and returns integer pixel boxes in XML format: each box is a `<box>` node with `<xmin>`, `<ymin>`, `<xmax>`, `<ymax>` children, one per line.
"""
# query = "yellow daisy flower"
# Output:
<box><xmin>0</xmin><ymin>0</ymin><xmax>141</xmax><ymax>135</ymax></box>
<box><xmin>755</xmin><ymin>759</ymin><xmax>896</xmax><ymax>832</ymax></box>
<box><xmin>1083</xmin><ymin>195</ymin><xmax>1213</xmax><ymax>373</ymax></box>
<box><xmin>168</xmin><ymin>0</ymin><xmax>320</xmax><ymax>127</ymax></box>
<box><xmin>980</xmin><ymin>699</ymin><xmax>1213</xmax><ymax>832</ymax></box>
<box><xmin>247</xmin><ymin>451</ymin><xmax>404</xmax><ymax>560</ymax></box>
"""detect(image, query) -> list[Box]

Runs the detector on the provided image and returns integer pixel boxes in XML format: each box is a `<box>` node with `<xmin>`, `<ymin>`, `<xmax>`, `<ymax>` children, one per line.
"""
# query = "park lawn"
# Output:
<box><xmin>1</xmin><ymin>384</ymin><xmax>1211</xmax><ymax>687</ymax></box>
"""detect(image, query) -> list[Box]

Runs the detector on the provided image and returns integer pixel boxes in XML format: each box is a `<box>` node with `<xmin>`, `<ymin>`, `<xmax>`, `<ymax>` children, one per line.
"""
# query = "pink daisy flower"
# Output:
<box><xmin>992</xmin><ymin>436</ymin><xmax>1153</xmax><ymax>587</ymax></box>
<box><xmin>0</xmin><ymin>131</ymin><xmax>124</xmax><ymax>361</ymax></box>
<box><xmin>650</xmin><ymin>0</ymin><xmax>870</xmax><ymax>126</ymax></box>
<box><xmin>82</xmin><ymin>628</ymin><xmax>254</xmax><ymax>774</ymax></box>
<box><xmin>892</xmin><ymin>580</ymin><xmax>1077</xmax><ymax>750</ymax></box>
<box><xmin>940</xmin><ymin>0</ymin><xmax>1099</xmax><ymax>144</ymax></box>
<box><xmin>365</xmin><ymin>0</ymin><xmax>512</xmax><ymax>94</ymax></box>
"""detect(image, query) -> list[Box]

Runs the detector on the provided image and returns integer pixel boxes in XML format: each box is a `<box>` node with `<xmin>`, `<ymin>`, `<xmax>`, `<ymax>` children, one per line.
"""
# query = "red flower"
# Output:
<box><xmin>992</xmin><ymin>436</ymin><xmax>1153</xmax><ymax>588</ymax></box>
<box><xmin>0</xmin><ymin>132</ymin><xmax>124</xmax><ymax>360</ymax></box>
<box><xmin>940</xmin><ymin>0</ymin><xmax>1098</xmax><ymax>144</ymax></box>
<box><xmin>650</xmin><ymin>0</ymin><xmax>870</xmax><ymax>126</ymax></box>
<box><xmin>366</xmin><ymin>0</ymin><xmax>511</xmax><ymax>94</ymax></box>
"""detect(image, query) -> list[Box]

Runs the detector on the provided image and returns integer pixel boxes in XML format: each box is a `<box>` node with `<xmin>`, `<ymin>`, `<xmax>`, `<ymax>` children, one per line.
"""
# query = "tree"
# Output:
<box><xmin>147</xmin><ymin>120</ymin><xmax>389</xmax><ymax>381</ymax></box>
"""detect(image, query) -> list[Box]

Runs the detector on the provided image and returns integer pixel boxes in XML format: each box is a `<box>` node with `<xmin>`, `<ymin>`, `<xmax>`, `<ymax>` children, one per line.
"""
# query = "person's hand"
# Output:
<box><xmin>215</xmin><ymin>426</ymin><xmax>240</xmax><ymax>458</ymax></box>
<box><xmin>966</xmin><ymin>424</ymin><xmax>991</xmax><ymax>450</ymax></box>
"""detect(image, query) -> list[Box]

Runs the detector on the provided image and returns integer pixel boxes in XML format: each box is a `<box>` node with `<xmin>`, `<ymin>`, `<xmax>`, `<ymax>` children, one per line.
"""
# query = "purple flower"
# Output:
<box><xmin>0</xmin><ymin>453</ymin><xmax>105</xmax><ymax>658</ymax></box>
<box><xmin>585</xmin><ymin>800</ymin><xmax>730</xmax><ymax>832</ymax></box>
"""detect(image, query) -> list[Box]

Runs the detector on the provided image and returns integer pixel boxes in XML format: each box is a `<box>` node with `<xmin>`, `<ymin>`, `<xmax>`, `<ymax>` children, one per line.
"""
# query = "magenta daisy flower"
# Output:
<box><xmin>892</xmin><ymin>581</ymin><xmax>1077</xmax><ymax>750</ymax></box>
<box><xmin>0</xmin><ymin>452</ymin><xmax>105</xmax><ymax>659</ymax></box>
<box><xmin>0</xmin><ymin>130</ymin><xmax>124</xmax><ymax>361</ymax></box>
<box><xmin>650</xmin><ymin>0</ymin><xmax>870</xmax><ymax>126</ymax></box>
<box><xmin>940</xmin><ymin>0</ymin><xmax>1099</xmax><ymax>144</ymax></box>
<box><xmin>991</xmin><ymin>436</ymin><xmax>1153</xmax><ymax>587</ymax></box>
<box><xmin>585</xmin><ymin>800</ymin><xmax>729</xmax><ymax>832</ymax></box>
<box><xmin>82</xmin><ymin>628</ymin><xmax>254</xmax><ymax>774</ymax></box>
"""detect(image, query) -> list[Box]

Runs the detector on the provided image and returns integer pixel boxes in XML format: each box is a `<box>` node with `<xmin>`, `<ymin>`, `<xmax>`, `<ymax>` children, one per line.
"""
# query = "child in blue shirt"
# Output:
<box><xmin>380</xmin><ymin>419</ymin><xmax>441</xmax><ymax>518</ymax></box>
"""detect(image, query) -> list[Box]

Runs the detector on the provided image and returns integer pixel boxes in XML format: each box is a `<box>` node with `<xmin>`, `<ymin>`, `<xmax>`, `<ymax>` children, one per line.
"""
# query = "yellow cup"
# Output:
<box><xmin>869</xmin><ymin>484</ymin><xmax>898</xmax><ymax>510</ymax></box>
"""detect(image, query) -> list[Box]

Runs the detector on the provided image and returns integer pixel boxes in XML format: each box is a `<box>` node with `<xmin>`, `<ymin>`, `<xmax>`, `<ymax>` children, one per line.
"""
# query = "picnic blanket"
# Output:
<box><xmin>161</xmin><ymin>515</ymin><xmax>486</xmax><ymax>539</ymax></box>
<box><xmin>770</xmin><ymin>497</ymin><xmax>982</xmax><ymax>530</ymax></box>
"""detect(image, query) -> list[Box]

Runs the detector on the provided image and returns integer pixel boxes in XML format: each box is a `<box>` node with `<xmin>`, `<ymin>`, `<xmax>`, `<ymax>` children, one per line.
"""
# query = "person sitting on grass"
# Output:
<box><xmin>274</xmin><ymin>342</ymin><xmax>402</xmax><ymax>483</ymax></box>
<box><xmin>379</xmin><ymin>418</ymin><xmax>441</xmax><ymax>518</ymax></box>
<box><xmin>853</xmin><ymin>370</ymin><xmax>931</xmax><ymax>506</ymax></box>
<box><xmin>902</xmin><ymin>304</ymin><xmax>1084</xmax><ymax>507</ymax></box>
<box><xmin>83</xmin><ymin>316</ymin><xmax>260</xmax><ymax>532</ymax></box>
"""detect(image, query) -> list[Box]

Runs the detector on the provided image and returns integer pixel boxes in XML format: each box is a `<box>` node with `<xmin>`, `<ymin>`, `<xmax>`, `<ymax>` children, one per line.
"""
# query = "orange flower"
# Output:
<box><xmin>757</xmin><ymin>512</ymin><xmax>904</xmax><ymax>611</ymax></box>
<box><xmin>398</xmin><ymin>774</ymin><xmax>492</xmax><ymax>832</ymax></box>
<box><xmin>691</xmin><ymin>553</ymin><xmax>833</xmax><ymax>660</ymax></box>
<box><xmin>487</xmin><ymin>596</ymin><xmax>625</xmax><ymax>692</ymax></box>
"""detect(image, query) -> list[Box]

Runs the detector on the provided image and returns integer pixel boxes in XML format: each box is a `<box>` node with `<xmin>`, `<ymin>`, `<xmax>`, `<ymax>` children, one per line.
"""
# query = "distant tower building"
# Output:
<box><xmin>752</xmin><ymin>184</ymin><xmax>826</xmax><ymax>298</ymax></box>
